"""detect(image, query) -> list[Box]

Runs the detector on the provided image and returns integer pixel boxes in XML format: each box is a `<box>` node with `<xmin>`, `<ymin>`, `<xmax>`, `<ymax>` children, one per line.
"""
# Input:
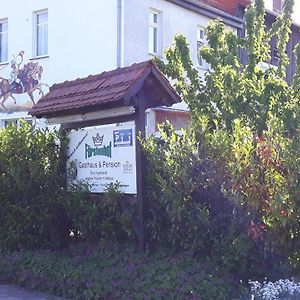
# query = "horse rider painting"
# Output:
<box><xmin>9</xmin><ymin>51</ymin><xmax>25</xmax><ymax>93</ymax></box>
<box><xmin>0</xmin><ymin>51</ymin><xmax>48</xmax><ymax>110</ymax></box>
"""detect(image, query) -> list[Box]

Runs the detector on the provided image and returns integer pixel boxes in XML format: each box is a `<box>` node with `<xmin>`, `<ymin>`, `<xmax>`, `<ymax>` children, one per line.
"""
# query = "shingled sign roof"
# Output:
<box><xmin>30</xmin><ymin>60</ymin><xmax>181</xmax><ymax>119</ymax></box>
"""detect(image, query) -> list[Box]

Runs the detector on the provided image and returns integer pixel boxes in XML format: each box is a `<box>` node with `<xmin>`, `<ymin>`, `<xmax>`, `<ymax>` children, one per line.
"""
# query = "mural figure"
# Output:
<box><xmin>0</xmin><ymin>51</ymin><xmax>49</xmax><ymax>110</ymax></box>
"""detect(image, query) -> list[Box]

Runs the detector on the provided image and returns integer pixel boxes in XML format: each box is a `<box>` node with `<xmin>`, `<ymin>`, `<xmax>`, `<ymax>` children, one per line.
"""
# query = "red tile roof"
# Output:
<box><xmin>199</xmin><ymin>0</ymin><xmax>250</xmax><ymax>15</ymax></box>
<box><xmin>30</xmin><ymin>60</ymin><xmax>181</xmax><ymax>118</ymax></box>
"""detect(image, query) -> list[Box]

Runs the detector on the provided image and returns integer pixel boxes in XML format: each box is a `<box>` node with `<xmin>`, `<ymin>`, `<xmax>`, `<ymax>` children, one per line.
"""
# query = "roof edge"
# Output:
<box><xmin>165</xmin><ymin>0</ymin><xmax>244</xmax><ymax>29</ymax></box>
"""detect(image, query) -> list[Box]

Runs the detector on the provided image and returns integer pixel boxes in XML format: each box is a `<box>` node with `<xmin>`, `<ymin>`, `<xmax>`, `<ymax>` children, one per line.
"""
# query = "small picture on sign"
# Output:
<box><xmin>92</xmin><ymin>133</ymin><xmax>104</xmax><ymax>147</ymax></box>
<box><xmin>113</xmin><ymin>129</ymin><xmax>133</xmax><ymax>147</ymax></box>
<box><xmin>123</xmin><ymin>161</ymin><xmax>133</xmax><ymax>173</ymax></box>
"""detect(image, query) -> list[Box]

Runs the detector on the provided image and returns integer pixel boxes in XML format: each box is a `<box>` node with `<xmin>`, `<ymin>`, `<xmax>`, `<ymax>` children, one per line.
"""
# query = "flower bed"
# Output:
<box><xmin>247</xmin><ymin>279</ymin><xmax>300</xmax><ymax>300</ymax></box>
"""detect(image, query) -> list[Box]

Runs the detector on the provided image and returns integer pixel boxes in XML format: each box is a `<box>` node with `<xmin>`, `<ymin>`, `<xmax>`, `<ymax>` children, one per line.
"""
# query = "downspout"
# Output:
<box><xmin>117</xmin><ymin>0</ymin><xmax>124</xmax><ymax>68</ymax></box>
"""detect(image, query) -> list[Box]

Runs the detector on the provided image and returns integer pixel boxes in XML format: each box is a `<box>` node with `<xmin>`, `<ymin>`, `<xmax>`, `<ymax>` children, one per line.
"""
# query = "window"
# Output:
<box><xmin>3</xmin><ymin>119</ymin><xmax>18</xmax><ymax>128</ymax></box>
<box><xmin>149</xmin><ymin>10</ymin><xmax>161</xmax><ymax>55</ymax></box>
<box><xmin>197</xmin><ymin>27</ymin><xmax>208</xmax><ymax>69</ymax></box>
<box><xmin>34</xmin><ymin>10</ymin><xmax>48</xmax><ymax>57</ymax></box>
<box><xmin>0</xmin><ymin>19</ymin><xmax>8</xmax><ymax>63</ymax></box>
<box><xmin>2</xmin><ymin>118</ymin><xmax>33</xmax><ymax>128</ymax></box>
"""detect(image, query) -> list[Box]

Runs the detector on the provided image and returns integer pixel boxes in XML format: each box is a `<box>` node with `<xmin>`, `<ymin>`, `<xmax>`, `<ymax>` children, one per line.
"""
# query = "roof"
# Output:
<box><xmin>199</xmin><ymin>0</ymin><xmax>250</xmax><ymax>16</ymax></box>
<box><xmin>30</xmin><ymin>60</ymin><xmax>181</xmax><ymax>118</ymax></box>
<box><xmin>166</xmin><ymin>0</ymin><xmax>244</xmax><ymax>29</ymax></box>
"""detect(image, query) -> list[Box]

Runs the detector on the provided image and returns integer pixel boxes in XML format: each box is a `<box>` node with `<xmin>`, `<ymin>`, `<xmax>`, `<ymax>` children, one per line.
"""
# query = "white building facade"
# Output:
<box><xmin>0</xmin><ymin>0</ymin><xmax>242</xmax><ymax>130</ymax></box>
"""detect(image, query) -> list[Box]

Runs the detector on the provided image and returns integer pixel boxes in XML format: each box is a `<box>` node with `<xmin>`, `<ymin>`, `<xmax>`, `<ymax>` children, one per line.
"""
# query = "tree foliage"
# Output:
<box><xmin>156</xmin><ymin>0</ymin><xmax>299</xmax><ymax>134</ymax></box>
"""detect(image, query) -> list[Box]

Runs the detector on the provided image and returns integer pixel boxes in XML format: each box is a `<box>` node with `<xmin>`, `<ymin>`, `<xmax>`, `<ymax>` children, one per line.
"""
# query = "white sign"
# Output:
<box><xmin>67</xmin><ymin>123</ymin><xmax>137</xmax><ymax>194</ymax></box>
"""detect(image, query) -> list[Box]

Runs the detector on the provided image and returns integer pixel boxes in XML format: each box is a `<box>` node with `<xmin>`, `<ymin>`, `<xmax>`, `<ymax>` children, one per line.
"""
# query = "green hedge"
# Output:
<box><xmin>0</xmin><ymin>122</ymin><xmax>69</xmax><ymax>251</ymax></box>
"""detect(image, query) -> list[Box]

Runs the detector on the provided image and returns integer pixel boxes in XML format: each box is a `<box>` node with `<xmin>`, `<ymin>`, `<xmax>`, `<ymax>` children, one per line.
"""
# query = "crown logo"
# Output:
<box><xmin>92</xmin><ymin>133</ymin><xmax>104</xmax><ymax>147</ymax></box>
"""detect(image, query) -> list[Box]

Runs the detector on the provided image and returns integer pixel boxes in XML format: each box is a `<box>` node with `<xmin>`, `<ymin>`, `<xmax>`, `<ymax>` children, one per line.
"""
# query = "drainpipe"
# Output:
<box><xmin>117</xmin><ymin>0</ymin><xmax>124</xmax><ymax>68</ymax></box>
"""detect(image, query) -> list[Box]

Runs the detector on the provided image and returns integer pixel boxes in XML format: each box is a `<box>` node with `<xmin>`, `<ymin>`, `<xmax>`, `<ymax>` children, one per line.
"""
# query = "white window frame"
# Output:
<box><xmin>3</xmin><ymin>119</ymin><xmax>18</xmax><ymax>128</ymax></box>
<box><xmin>0</xmin><ymin>19</ymin><xmax>8</xmax><ymax>63</ymax></box>
<box><xmin>148</xmin><ymin>9</ymin><xmax>162</xmax><ymax>56</ymax></box>
<box><xmin>1</xmin><ymin>118</ymin><xmax>33</xmax><ymax>128</ymax></box>
<box><xmin>33</xmin><ymin>9</ymin><xmax>48</xmax><ymax>58</ymax></box>
<box><xmin>197</xmin><ymin>27</ymin><xmax>208</xmax><ymax>70</ymax></box>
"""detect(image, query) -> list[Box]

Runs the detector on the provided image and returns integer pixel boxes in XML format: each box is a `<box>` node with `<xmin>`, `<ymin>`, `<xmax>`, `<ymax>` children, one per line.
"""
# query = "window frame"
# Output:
<box><xmin>197</xmin><ymin>26</ymin><xmax>208</xmax><ymax>70</ymax></box>
<box><xmin>148</xmin><ymin>9</ymin><xmax>162</xmax><ymax>56</ymax></box>
<box><xmin>33</xmin><ymin>9</ymin><xmax>48</xmax><ymax>58</ymax></box>
<box><xmin>0</xmin><ymin>18</ymin><xmax>8</xmax><ymax>64</ymax></box>
<box><xmin>1</xmin><ymin>118</ymin><xmax>33</xmax><ymax>128</ymax></box>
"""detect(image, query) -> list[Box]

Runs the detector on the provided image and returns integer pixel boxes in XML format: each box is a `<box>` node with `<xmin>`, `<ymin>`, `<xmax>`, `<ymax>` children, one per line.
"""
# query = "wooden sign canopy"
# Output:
<box><xmin>30</xmin><ymin>60</ymin><xmax>181</xmax><ymax>250</ymax></box>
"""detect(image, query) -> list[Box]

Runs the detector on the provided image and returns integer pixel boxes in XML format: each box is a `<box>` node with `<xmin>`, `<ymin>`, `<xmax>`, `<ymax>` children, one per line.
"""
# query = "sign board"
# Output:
<box><xmin>67</xmin><ymin>123</ymin><xmax>137</xmax><ymax>194</ymax></box>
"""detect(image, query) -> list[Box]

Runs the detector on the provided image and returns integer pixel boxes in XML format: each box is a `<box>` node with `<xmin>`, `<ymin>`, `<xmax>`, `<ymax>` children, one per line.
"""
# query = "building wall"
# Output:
<box><xmin>123</xmin><ymin>0</ymin><xmax>214</xmax><ymax>76</ymax></box>
<box><xmin>0</xmin><ymin>0</ymin><xmax>119</xmax><ymax>126</ymax></box>
<box><xmin>265</xmin><ymin>13</ymin><xmax>300</xmax><ymax>84</ymax></box>
<box><xmin>0</xmin><ymin>0</ymin><xmax>240</xmax><ymax>131</ymax></box>
<box><xmin>155</xmin><ymin>109</ymin><xmax>190</xmax><ymax>130</ymax></box>
<box><xmin>123</xmin><ymin>0</ymin><xmax>238</xmax><ymax>113</ymax></box>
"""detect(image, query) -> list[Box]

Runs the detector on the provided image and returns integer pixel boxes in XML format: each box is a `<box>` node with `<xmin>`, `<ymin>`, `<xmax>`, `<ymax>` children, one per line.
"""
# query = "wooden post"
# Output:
<box><xmin>135</xmin><ymin>92</ymin><xmax>146</xmax><ymax>251</ymax></box>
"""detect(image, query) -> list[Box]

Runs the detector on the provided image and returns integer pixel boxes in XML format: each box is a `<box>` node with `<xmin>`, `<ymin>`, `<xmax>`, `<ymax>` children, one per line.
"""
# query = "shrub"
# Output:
<box><xmin>141</xmin><ymin>119</ymin><xmax>299</xmax><ymax>280</ymax></box>
<box><xmin>142</xmin><ymin>123</ymin><xmax>250</xmax><ymax>268</ymax></box>
<box><xmin>65</xmin><ymin>182</ymin><xmax>136</xmax><ymax>242</ymax></box>
<box><xmin>0</xmin><ymin>121</ymin><xmax>70</xmax><ymax>251</ymax></box>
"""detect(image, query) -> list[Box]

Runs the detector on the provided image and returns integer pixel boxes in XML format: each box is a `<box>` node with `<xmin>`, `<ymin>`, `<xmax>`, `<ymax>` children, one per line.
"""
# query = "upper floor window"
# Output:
<box><xmin>34</xmin><ymin>10</ymin><xmax>48</xmax><ymax>57</ymax></box>
<box><xmin>197</xmin><ymin>27</ymin><xmax>208</xmax><ymax>69</ymax></box>
<box><xmin>149</xmin><ymin>10</ymin><xmax>162</xmax><ymax>56</ymax></box>
<box><xmin>0</xmin><ymin>19</ymin><xmax>8</xmax><ymax>63</ymax></box>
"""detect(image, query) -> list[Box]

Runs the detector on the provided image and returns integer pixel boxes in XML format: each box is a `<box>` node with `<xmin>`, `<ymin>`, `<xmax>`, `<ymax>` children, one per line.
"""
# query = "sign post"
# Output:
<box><xmin>30</xmin><ymin>60</ymin><xmax>181</xmax><ymax>252</ymax></box>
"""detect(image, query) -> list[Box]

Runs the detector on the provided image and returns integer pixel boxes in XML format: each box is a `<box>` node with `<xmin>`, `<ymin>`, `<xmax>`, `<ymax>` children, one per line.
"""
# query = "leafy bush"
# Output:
<box><xmin>141</xmin><ymin>121</ymin><xmax>294</xmax><ymax>281</ymax></box>
<box><xmin>0</xmin><ymin>242</ymin><xmax>244</xmax><ymax>300</ymax></box>
<box><xmin>142</xmin><ymin>122</ymin><xmax>239</xmax><ymax>253</ymax></box>
<box><xmin>0</xmin><ymin>121</ymin><xmax>70</xmax><ymax>251</ymax></box>
<box><xmin>65</xmin><ymin>182</ymin><xmax>136</xmax><ymax>242</ymax></box>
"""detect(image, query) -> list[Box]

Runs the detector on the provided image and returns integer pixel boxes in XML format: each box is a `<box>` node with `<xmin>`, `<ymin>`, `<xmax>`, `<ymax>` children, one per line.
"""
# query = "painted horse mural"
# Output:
<box><xmin>0</xmin><ymin>51</ymin><xmax>49</xmax><ymax>110</ymax></box>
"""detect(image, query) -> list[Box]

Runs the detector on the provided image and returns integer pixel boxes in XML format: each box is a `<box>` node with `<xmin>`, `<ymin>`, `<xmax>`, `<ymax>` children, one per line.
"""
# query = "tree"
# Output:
<box><xmin>156</xmin><ymin>0</ymin><xmax>299</xmax><ymax>134</ymax></box>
